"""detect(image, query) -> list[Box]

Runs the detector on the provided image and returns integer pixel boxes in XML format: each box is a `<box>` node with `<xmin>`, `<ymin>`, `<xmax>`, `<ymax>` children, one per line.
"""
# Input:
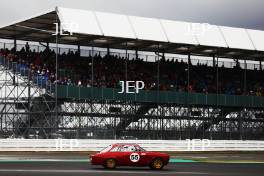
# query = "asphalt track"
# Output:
<box><xmin>0</xmin><ymin>161</ymin><xmax>263</xmax><ymax>176</ymax></box>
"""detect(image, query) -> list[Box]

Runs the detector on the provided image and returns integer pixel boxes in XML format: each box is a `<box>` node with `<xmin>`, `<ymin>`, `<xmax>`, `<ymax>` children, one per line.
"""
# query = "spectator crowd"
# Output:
<box><xmin>0</xmin><ymin>43</ymin><xmax>263</xmax><ymax>96</ymax></box>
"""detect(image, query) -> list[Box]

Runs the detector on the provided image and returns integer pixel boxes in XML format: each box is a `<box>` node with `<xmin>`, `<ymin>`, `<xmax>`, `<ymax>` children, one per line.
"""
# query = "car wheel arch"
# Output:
<box><xmin>103</xmin><ymin>158</ymin><xmax>118</xmax><ymax>169</ymax></box>
<box><xmin>104</xmin><ymin>158</ymin><xmax>118</xmax><ymax>164</ymax></box>
<box><xmin>148</xmin><ymin>156</ymin><xmax>162</xmax><ymax>165</ymax></box>
<box><xmin>149</xmin><ymin>157</ymin><xmax>165</xmax><ymax>170</ymax></box>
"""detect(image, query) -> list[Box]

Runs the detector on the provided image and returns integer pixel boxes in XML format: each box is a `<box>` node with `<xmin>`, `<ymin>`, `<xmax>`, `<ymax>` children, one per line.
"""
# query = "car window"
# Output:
<box><xmin>128</xmin><ymin>145</ymin><xmax>137</xmax><ymax>152</ymax></box>
<box><xmin>120</xmin><ymin>145</ymin><xmax>137</xmax><ymax>152</ymax></box>
<box><xmin>120</xmin><ymin>145</ymin><xmax>129</xmax><ymax>152</ymax></box>
<box><xmin>110</xmin><ymin>146</ymin><xmax>120</xmax><ymax>152</ymax></box>
<box><xmin>100</xmin><ymin>145</ymin><xmax>112</xmax><ymax>153</ymax></box>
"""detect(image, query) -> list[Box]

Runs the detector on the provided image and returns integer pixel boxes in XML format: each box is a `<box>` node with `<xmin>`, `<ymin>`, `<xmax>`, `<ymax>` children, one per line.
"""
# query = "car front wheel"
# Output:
<box><xmin>150</xmin><ymin>158</ymin><xmax>164</xmax><ymax>170</ymax></box>
<box><xmin>103</xmin><ymin>158</ymin><xmax>117</xmax><ymax>169</ymax></box>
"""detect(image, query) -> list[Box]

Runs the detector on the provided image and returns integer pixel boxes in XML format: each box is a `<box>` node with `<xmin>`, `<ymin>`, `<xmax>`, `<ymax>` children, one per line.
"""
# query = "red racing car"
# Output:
<box><xmin>91</xmin><ymin>143</ymin><xmax>170</xmax><ymax>170</ymax></box>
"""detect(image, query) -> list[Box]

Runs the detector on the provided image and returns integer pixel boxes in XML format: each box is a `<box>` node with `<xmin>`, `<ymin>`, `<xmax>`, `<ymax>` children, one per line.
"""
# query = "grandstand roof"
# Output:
<box><xmin>0</xmin><ymin>7</ymin><xmax>263</xmax><ymax>60</ymax></box>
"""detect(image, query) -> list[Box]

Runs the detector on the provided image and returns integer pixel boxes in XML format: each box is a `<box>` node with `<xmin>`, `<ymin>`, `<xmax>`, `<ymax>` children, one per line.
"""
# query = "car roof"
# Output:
<box><xmin>112</xmin><ymin>143</ymin><xmax>140</xmax><ymax>147</ymax></box>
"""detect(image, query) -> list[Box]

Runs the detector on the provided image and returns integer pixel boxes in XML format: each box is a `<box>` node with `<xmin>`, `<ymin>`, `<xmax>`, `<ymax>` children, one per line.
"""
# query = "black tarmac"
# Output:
<box><xmin>0</xmin><ymin>161</ymin><xmax>263</xmax><ymax>176</ymax></box>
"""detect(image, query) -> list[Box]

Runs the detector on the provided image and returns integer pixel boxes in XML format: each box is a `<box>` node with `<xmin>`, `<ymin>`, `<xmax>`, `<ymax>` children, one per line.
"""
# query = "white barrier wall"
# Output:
<box><xmin>1</xmin><ymin>139</ymin><xmax>264</xmax><ymax>152</ymax></box>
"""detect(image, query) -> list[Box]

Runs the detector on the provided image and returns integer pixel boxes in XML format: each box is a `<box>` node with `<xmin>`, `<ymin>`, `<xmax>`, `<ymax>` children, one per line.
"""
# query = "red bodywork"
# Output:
<box><xmin>91</xmin><ymin>143</ymin><xmax>170</xmax><ymax>167</ymax></box>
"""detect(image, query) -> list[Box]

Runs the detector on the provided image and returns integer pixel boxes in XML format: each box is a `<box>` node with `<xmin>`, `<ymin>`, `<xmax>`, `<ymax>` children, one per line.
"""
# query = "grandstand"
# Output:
<box><xmin>0</xmin><ymin>7</ymin><xmax>264</xmax><ymax>139</ymax></box>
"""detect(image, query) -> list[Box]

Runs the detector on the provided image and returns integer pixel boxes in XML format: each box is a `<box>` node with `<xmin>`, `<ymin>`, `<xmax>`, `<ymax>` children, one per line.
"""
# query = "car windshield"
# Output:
<box><xmin>100</xmin><ymin>145</ymin><xmax>112</xmax><ymax>153</ymax></box>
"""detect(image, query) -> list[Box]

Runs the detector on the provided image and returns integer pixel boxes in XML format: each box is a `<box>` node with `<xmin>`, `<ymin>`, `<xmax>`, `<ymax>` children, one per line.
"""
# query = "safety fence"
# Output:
<box><xmin>0</xmin><ymin>139</ymin><xmax>264</xmax><ymax>152</ymax></box>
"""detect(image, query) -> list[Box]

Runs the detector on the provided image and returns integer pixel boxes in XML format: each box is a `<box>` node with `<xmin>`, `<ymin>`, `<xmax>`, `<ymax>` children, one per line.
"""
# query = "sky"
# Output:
<box><xmin>0</xmin><ymin>0</ymin><xmax>264</xmax><ymax>30</ymax></box>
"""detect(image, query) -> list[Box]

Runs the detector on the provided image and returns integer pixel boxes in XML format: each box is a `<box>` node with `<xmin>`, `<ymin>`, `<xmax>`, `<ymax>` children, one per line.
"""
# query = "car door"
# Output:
<box><xmin>122</xmin><ymin>145</ymin><xmax>141</xmax><ymax>166</ymax></box>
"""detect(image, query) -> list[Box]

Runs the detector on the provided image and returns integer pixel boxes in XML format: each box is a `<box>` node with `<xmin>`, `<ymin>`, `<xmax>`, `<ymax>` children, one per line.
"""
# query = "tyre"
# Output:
<box><xmin>150</xmin><ymin>158</ymin><xmax>164</xmax><ymax>170</ymax></box>
<box><xmin>103</xmin><ymin>159</ymin><xmax>117</xmax><ymax>169</ymax></box>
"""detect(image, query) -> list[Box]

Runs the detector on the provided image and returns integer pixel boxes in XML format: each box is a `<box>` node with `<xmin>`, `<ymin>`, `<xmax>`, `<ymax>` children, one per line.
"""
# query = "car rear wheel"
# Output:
<box><xmin>103</xmin><ymin>159</ymin><xmax>117</xmax><ymax>169</ymax></box>
<box><xmin>150</xmin><ymin>158</ymin><xmax>164</xmax><ymax>170</ymax></box>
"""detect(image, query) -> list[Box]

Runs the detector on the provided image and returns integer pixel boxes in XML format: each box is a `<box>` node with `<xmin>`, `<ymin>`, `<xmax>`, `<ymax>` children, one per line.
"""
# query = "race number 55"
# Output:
<box><xmin>130</xmin><ymin>153</ymin><xmax>140</xmax><ymax>162</ymax></box>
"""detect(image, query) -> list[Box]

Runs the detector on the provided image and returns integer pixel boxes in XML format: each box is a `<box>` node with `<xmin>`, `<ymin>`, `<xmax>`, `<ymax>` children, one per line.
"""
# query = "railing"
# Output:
<box><xmin>57</xmin><ymin>85</ymin><xmax>264</xmax><ymax>108</ymax></box>
<box><xmin>0</xmin><ymin>139</ymin><xmax>264</xmax><ymax>151</ymax></box>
